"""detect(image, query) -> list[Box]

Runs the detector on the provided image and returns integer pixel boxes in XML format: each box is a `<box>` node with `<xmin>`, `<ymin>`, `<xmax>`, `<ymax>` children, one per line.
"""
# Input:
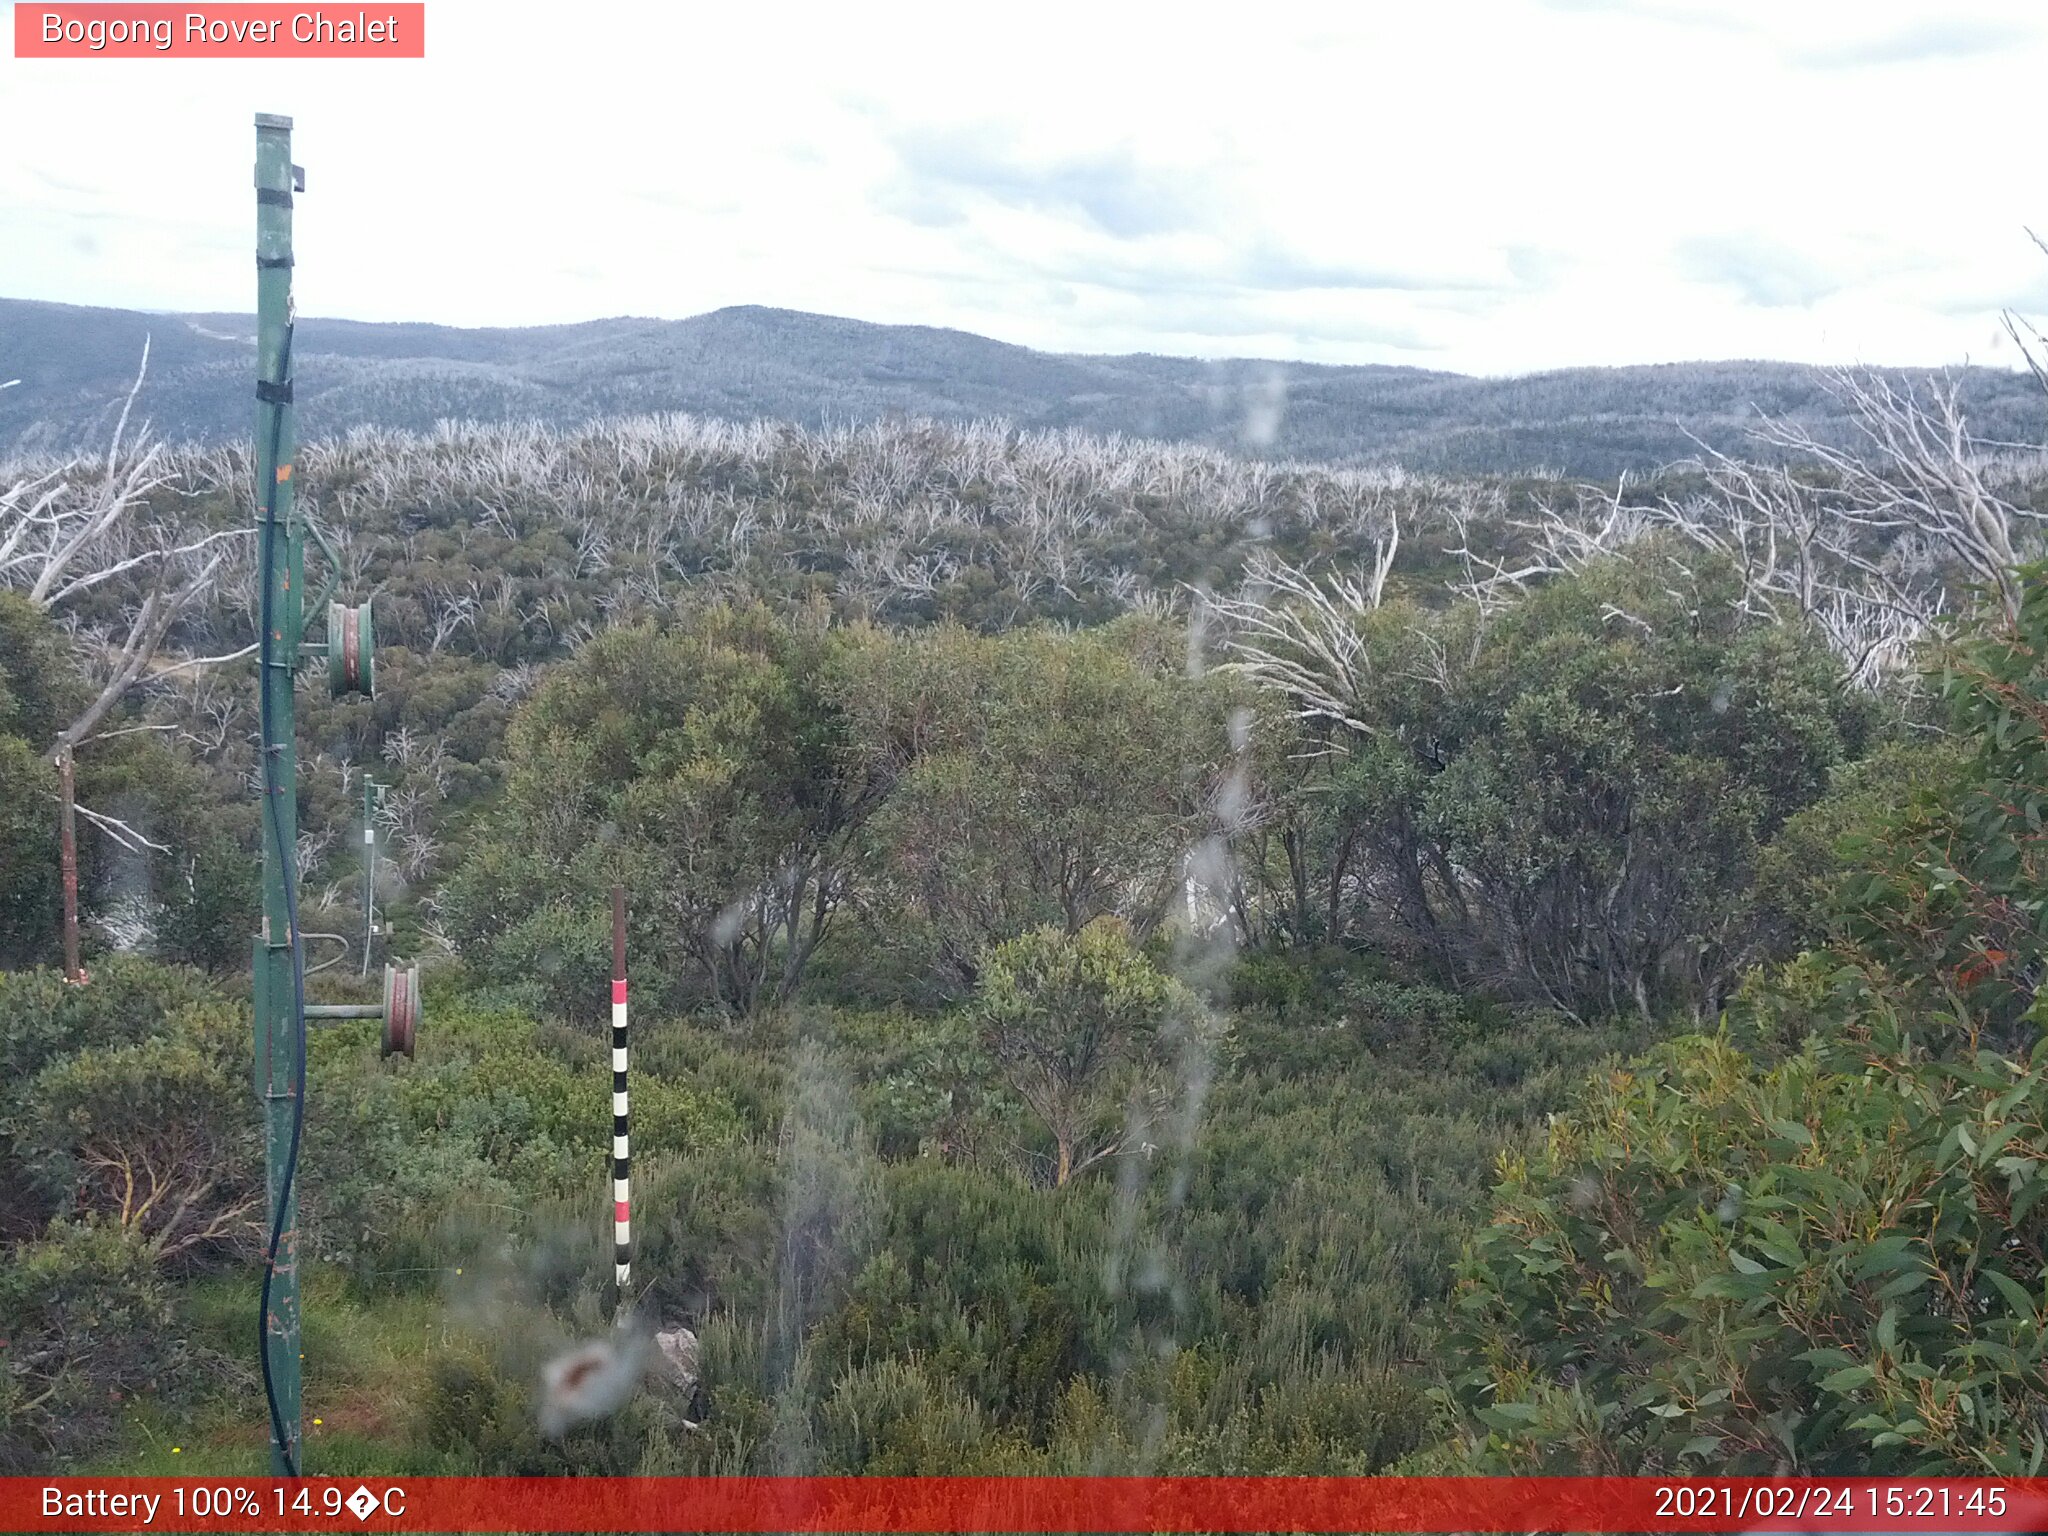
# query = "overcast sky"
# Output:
<box><xmin>3</xmin><ymin>0</ymin><xmax>2045</xmax><ymax>376</ymax></box>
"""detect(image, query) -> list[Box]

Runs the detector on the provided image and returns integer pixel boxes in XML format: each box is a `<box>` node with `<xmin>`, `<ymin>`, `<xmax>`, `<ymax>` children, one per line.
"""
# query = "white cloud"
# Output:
<box><xmin>0</xmin><ymin>0</ymin><xmax>2044</xmax><ymax>374</ymax></box>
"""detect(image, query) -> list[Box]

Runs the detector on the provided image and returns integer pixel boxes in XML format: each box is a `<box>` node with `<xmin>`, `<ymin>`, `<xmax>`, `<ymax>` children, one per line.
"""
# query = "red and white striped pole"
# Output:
<box><xmin>610</xmin><ymin>885</ymin><xmax>631</xmax><ymax>1299</ymax></box>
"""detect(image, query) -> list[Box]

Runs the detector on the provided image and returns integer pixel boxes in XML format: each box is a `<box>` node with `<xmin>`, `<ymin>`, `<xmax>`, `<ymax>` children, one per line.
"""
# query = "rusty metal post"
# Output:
<box><xmin>56</xmin><ymin>745</ymin><xmax>82</xmax><ymax>982</ymax></box>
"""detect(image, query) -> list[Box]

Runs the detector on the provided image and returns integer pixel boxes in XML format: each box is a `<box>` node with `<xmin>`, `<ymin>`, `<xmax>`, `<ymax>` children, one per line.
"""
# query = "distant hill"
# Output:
<box><xmin>2</xmin><ymin>295</ymin><xmax>2041</xmax><ymax>478</ymax></box>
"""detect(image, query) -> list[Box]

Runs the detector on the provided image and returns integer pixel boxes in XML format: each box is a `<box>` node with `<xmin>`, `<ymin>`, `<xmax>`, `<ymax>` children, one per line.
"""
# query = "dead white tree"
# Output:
<box><xmin>1651</xmin><ymin>442</ymin><xmax>1942</xmax><ymax>688</ymax></box>
<box><xmin>1747</xmin><ymin>369</ymin><xmax>2045</xmax><ymax>627</ymax></box>
<box><xmin>0</xmin><ymin>343</ymin><xmax>252</xmax><ymax>977</ymax></box>
<box><xmin>1449</xmin><ymin>367</ymin><xmax>2031</xmax><ymax>692</ymax></box>
<box><xmin>1201</xmin><ymin>506</ymin><xmax>1401</xmax><ymax>735</ymax></box>
<box><xmin>2001</xmin><ymin>228</ymin><xmax>2048</xmax><ymax>406</ymax></box>
<box><xmin>425</xmin><ymin>577</ymin><xmax>481</xmax><ymax>652</ymax></box>
<box><xmin>488</xmin><ymin>662</ymin><xmax>544</xmax><ymax>703</ymax></box>
<box><xmin>1442</xmin><ymin>476</ymin><xmax>1653</xmax><ymax>617</ymax></box>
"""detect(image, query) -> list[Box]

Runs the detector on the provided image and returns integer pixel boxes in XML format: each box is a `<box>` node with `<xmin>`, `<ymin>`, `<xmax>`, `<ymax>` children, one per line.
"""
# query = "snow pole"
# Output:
<box><xmin>611</xmin><ymin>885</ymin><xmax>631</xmax><ymax>1302</ymax></box>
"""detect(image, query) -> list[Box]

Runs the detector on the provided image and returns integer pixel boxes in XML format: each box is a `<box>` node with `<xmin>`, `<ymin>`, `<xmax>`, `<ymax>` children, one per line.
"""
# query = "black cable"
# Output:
<box><xmin>255</xmin><ymin>321</ymin><xmax>305</xmax><ymax>1478</ymax></box>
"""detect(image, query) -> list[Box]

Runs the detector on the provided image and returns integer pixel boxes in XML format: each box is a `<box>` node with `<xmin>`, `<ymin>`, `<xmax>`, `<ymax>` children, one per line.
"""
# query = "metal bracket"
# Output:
<box><xmin>299</xmin><ymin>518</ymin><xmax>344</xmax><ymax>643</ymax></box>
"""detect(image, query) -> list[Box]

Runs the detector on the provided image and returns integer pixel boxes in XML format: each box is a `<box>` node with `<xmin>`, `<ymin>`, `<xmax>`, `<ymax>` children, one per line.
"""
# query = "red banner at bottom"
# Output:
<box><xmin>10</xmin><ymin>1477</ymin><xmax>2048</xmax><ymax>1533</ymax></box>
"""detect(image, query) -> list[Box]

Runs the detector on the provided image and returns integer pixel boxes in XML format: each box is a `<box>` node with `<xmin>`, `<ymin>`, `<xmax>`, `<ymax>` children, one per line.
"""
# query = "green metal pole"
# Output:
<box><xmin>251</xmin><ymin>110</ymin><xmax>304</xmax><ymax>1478</ymax></box>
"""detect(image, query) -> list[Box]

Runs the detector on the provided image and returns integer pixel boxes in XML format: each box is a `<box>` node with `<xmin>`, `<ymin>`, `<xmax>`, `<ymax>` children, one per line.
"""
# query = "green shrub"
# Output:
<box><xmin>976</xmin><ymin>919</ymin><xmax>1211</xmax><ymax>1187</ymax></box>
<box><xmin>0</xmin><ymin>735</ymin><xmax>58</xmax><ymax>970</ymax></box>
<box><xmin>1446</xmin><ymin>571</ymin><xmax>2048</xmax><ymax>1475</ymax></box>
<box><xmin>420</xmin><ymin>1344</ymin><xmax>560</xmax><ymax>1472</ymax></box>
<box><xmin>631</xmin><ymin>1144</ymin><xmax>782</xmax><ymax>1322</ymax></box>
<box><xmin>12</xmin><ymin>1001</ymin><xmax>258</xmax><ymax>1261</ymax></box>
<box><xmin>1448</xmin><ymin>1013</ymin><xmax>2048</xmax><ymax>1473</ymax></box>
<box><xmin>0</xmin><ymin>958</ymin><xmax>221</xmax><ymax>1109</ymax></box>
<box><xmin>812</xmin><ymin>1357</ymin><xmax>1021</xmax><ymax>1472</ymax></box>
<box><xmin>153</xmin><ymin>833</ymin><xmax>261</xmax><ymax>975</ymax></box>
<box><xmin>0</xmin><ymin>1222</ymin><xmax>185</xmax><ymax>1470</ymax></box>
<box><xmin>0</xmin><ymin>961</ymin><xmax>231</xmax><ymax>1246</ymax></box>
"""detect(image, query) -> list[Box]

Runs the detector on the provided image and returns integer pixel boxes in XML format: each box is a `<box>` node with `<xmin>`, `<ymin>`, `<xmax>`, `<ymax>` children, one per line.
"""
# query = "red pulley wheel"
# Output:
<box><xmin>381</xmin><ymin>962</ymin><xmax>419</xmax><ymax>1058</ymax></box>
<box><xmin>327</xmin><ymin>600</ymin><xmax>375</xmax><ymax>697</ymax></box>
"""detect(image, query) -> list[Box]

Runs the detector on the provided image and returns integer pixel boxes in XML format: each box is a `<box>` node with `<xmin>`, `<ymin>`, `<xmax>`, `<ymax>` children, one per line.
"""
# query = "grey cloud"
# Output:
<box><xmin>874</xmin><ymin>180</ymin><xmax>969</xmax><ymax>230</ymax></box>
<box><xmin>869</xmin><ymin>242</ymin><xmax>1453</xmax><ymax>356</ymax></box>
<box><xmin>1528</xmin><ymin>0</ymin><xmax>1756</xmax><ymax>30</ymax></box>
<box><xmin>1673</xmin><ymin>234</ymin><xmax>1842</xmax><ymax>308</ymax></box>
<box><xmin>1128</xmin><ymin>300</ymin><xmax>1447</xmax><ymax>354</ymax></box>
<box><xmin>1505</xmin><ymin>244</ymin><xmax>1576</xmax><ymax>288</ymax></box>
<box><xmin>872</xmin><ymin>215</ymin><xmax>1521</xmax><ymax>355</ymax></box>
<box><xmin>1235</xmin><ymin>243</ymin><xmax>1505</xmax><ymax>294</ymax></box>
<box><xmin>1794</xmin><ymin>17</ymin><xmax>2033</xmax><ymax>68</ymax></box>
<box><xmin>878</xmin><ymin>120</ymin><xmax>1544</xmax><ymax>307</ymax></box>
<box><xmin>31</xmin><ymin>167</ymin><xmax>106</xmax><ymax>198</ymax></box>
<box><xmin>1017</xmin><ymin>238</ymin><xmax>1523</xmax><ymax>306</ymax></box>
<box><xmin>1925</xmin><ymin>272</ymin><xmax>2048</xmax><ymax>317</ymax></box>
<box><xmin>885</xmin><ymin>128</ymin><xmax>1211</xmax><ymax>239</ymax></box>
<box><xmin>630</xmin><ymin>187</ymin><xmax>744</xmax><ymax>216</ymax></box>
<box><xmin>1294</xmin><ymin>316</ymin><xmax>1450</xmax><ymax>352</ymax></box>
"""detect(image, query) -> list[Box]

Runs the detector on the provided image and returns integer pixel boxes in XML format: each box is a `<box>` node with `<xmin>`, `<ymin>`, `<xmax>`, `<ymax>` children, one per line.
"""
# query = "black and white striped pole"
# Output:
<box><xmin>611</xmin><ymin>885</ymin><xmax>631</xmax><ymax>1303</ymax></box>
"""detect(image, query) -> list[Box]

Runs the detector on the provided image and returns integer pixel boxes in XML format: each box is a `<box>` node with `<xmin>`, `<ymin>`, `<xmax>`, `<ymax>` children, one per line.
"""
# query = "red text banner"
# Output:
<box><xmin>9</xmin><ymin>1477</ymin><xmax>2048</xmax><ymax>1533</ymax></box>
<box><xmin>14</xmin><ymin>5</ymin><xmax>425</xmax><ymax>57</ymax></box>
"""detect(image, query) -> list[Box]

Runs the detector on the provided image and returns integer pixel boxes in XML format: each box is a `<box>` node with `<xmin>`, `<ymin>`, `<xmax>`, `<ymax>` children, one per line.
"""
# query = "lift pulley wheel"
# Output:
<box><xmin>328</xmin><ymin>600</ymin><xmax>375</xmax><ymax>697</ymax></box>
<box><xmin>380</xmin><ymin>962</ymin><xmax>420</xmax><ymax>1058</ymax></box>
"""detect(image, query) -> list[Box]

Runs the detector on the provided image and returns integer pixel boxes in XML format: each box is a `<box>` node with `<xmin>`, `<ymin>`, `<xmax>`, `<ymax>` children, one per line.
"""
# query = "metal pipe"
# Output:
<box><xmin>306</xmin><ymin>1003</ymin><xmax>384</xmax><ymax>1019</ymax></box>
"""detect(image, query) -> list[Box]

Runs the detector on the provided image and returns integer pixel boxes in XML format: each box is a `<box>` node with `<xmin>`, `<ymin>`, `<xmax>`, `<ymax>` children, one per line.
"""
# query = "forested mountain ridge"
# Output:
<box><xmin>3</xmin><ymin>294</ymin><xmax>2042</xmax><ymax>477</ymax></box>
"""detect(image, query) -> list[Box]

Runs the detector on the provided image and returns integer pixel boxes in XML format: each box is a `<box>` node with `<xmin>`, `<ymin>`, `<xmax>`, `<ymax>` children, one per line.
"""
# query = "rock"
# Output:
<box><xmin>650</xmin><ymin>1325</ymin><xmax>700</xmax><ymax>1393</ymax></box>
